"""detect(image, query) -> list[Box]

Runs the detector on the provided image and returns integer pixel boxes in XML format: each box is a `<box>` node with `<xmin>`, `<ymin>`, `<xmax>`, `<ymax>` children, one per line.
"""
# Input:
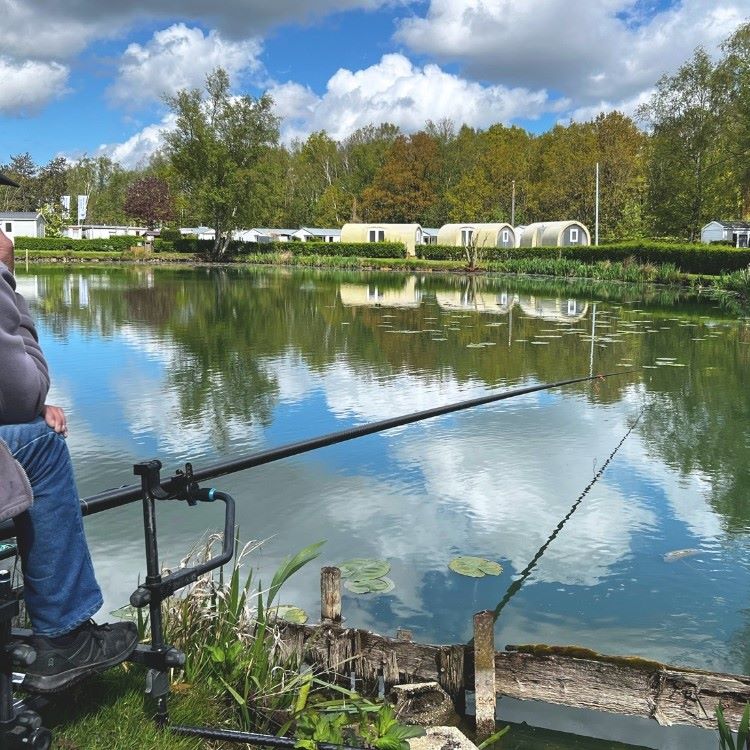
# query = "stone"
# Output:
<box><xmin>390</xmin><ymin>682</ymin><xmax>460</xmax><ymax>727</ymax></box>
<box><xmin>408</xmin><ymin>726</ymin><xmax>479</xmax><ymax>750</ymax></box>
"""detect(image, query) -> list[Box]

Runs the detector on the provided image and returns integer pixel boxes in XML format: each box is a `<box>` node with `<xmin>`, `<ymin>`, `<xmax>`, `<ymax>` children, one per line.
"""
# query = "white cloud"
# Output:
<box><xmin>395</xmin><ymin>0</ymin><xmax>748</xmax><ymax>109</ymax></box>
<box><xmin>108</xmin><ymin>24</ymin><xmax>262</xmax><ymax>106</ymax></box>
<box><xmin>269</xmin><ymin>53</ymin><xmax>554</xmax><ymax>142</ymax></box>
<box><xmin>0</xmin><ymin>57</ymin><xmax>69</xmax><ymax>116</ymax></box>
<box><xmin>98</xmin><ymin>114</ymin><xmax>177</xmax><ymax>169</ymax></box>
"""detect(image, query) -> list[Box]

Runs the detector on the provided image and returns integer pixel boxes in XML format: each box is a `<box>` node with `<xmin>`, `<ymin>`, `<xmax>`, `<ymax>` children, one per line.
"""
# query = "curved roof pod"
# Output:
<box><xmin>341</xmin><ymin>223</ymin><xmax>423</xmax><ymax>256</ymax></box>
<box><xmin>435</xmin><ymin>289</ymin><xmax>516</xmax><ymax>314</ymax></box>
<box><xmin>516</xmin><ymin>223</ymin><xmax>543</xmax><ymax>247</ymax></box>
<box><xmin>473</xmin><ymin>223</ymin><xmax>515</xmax><ymax>248</ymax></box>
<box><xmin>517</xmin><ymin>295</ymin><xmax>590</xmax><ymax>322</ymax></box>
<box><xmin>436</xmin><ymin>223</ymin><xmax>477</xmax><ymax>246</ymax></box>
<box><xmin>539</xmin><ymin>220</ymin><xmax>591</xmax><ymax>246</ymax></box>
<box><xmin>339</xmin><ymin>277</ymin><xmax>421</xmax><ymax>308</ymax></box>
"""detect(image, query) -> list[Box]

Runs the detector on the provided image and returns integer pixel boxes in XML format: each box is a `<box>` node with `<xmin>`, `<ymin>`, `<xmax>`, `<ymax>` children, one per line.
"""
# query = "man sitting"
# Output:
<box><xmin>0</xmin><ymin>170</ymin><xmax>137</xmax><ymax>692</ymax></box>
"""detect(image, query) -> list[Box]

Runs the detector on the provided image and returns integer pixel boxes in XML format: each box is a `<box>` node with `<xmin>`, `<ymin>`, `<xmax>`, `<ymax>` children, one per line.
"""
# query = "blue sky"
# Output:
<box><xmin>1</xmin><ymin>0</ymin><xmax>747</xmax><ymax>168</ymax></box>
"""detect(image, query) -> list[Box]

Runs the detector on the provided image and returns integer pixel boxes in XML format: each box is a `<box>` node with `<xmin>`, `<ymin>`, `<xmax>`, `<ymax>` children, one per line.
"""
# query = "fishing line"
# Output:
<box><xmin>489</xmin><ymin>404</ymin><xmax>646</xmax><ymax>624</ymax></box>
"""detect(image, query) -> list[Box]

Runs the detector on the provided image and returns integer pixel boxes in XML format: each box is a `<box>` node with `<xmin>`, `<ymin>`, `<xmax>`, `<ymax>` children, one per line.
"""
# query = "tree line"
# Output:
<box><xmin>3</xmin><ymin>22</ymin><xmax>750</xmax><ymax>248</ymax></box>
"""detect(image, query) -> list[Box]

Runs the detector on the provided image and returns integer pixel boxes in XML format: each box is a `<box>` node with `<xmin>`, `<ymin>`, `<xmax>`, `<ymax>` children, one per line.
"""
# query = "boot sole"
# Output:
<box><xmin>21</xmin><ymin>634</ymin><xmax>139</xmax><ymax>694</ymax></box>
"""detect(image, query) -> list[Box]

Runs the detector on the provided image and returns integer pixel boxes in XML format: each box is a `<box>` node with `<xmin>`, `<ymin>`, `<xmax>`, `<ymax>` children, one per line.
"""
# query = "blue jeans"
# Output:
<box><xmin>0</xmin><ymin>418</ymin><xmax>102</xmax><ymax>636</ymax></box>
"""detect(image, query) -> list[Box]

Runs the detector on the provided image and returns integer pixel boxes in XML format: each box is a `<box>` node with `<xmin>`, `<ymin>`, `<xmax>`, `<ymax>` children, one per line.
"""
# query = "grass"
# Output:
<box><xmin>45</xmin><ymin>666</ymin><xmax>226</xmax><ymax>749</ymax></box>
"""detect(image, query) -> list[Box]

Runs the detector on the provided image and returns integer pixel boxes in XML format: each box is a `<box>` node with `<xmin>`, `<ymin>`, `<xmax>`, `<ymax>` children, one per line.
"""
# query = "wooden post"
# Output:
<box><xmin>473</xmin><ymin>610</ymin><xmax>496</xmax><ymax>741</ymax></box>
<box><xmin>320</xmin><ymin>566</ymin><xmax>342</xmax><ymax>623</ymax></box>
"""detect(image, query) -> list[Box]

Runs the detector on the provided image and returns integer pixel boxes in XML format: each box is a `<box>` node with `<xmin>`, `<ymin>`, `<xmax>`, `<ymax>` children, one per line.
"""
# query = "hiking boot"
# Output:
<box><xmin>22</xmin><ymin>620</ymin><xmax>138</xmax><ymax>693</ymax></box>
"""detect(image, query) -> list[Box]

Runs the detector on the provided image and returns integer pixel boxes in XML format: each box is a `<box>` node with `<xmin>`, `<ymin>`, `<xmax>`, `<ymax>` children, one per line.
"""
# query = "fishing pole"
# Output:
<box><xmin>0</xmin><ymin>370</ymin><xmax>632</xmax><ymax>544</ymax></box>
<box><xmin>489</xmin><ymin>405</ymin><xmax>645</xmax><ymax>624</ymax></box>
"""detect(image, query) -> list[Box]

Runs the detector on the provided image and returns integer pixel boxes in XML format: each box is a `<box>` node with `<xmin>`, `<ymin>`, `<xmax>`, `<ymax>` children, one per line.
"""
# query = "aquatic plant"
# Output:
<box><xmin>448</xmin><ymin>556</ymin><xmax>503</xmax><ymax>578</ymax></box>
<box><xmin>716</xmin><ymin>702</ymin><xmax>749</xmax><ymax>750</ymax></box>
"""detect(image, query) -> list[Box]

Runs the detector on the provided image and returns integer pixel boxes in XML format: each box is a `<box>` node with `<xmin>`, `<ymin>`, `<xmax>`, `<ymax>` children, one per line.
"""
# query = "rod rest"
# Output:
<box><xmin>129</xmin><ymin>486</ymin><xmax>235</xmax><ymax>608</ymax></box>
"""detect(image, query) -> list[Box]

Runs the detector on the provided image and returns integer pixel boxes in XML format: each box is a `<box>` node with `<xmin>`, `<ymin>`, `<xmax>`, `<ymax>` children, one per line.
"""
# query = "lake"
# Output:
<box><xmin>15</xmin><ymin>265</ymin><xmax>750</xmax><ymax>749</ymax></box>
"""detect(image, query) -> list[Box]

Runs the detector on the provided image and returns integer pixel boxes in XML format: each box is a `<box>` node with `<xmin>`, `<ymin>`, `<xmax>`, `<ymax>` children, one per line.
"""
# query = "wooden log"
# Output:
<box><xmin>320</xmin><ymin>566</ymin><xmax>342</xmax><ymax>623</ymax></box>
<box><xmin>276</xmin><ymin>622</ymin><xmax>750</xmax><ymax>731</ymax></box>
<box><xmin>473</xmin><ymin>611</ymin><xmax>496</xmax><ymax>740</ymax></box>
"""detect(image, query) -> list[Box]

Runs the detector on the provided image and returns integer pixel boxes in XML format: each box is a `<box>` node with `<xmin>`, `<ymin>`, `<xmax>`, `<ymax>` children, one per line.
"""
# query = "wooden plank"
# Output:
<box><xmin>473</xmin><ymin>611</ymin><xmax>496</xmax><ymax>740</ymax></box>
<box><xmin>320</xmin><ymin>567</ymin><xmax>342</xmax><ymax>623</ymax></box>
<box><xmin>276</xmin><ymin>623</ymin><xmax>750</xmax><ymax>731</ymax></box>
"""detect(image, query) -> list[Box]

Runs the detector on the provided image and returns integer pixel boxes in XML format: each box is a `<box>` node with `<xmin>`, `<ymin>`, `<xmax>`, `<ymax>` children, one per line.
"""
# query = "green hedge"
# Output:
<box><xmin>168</xmin><ymin>238</ymin><xmax>407</xmax><ymax>258</ymax></box>
<box><xmin>15</xmin><ymin>236</ymin><xmax>139</xmax><ymax>252</ymax></box>
<box><xmin>285</xmin><ymin>241</ymin><xmax>405</xmax><ymax>258</ymax></box>
<box><xmin>416</xmin><ymin>244</ymin><xmax>472</xmax><ymax>260</ymax></box>
<box><xmin>418</xmin><ymin>240</ymin><xmax>750</xmax><ymax>274</ymax></box>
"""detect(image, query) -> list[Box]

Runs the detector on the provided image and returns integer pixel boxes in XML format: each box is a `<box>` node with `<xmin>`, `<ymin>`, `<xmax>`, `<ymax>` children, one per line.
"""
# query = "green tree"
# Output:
<box><xmin>719</xmin><ymin>21</ymin><xmax>750</xmax><ymax>218</ymax></box>
<box><xmin>361</xmin><ymin>132</ymin><xmax>440</xmax><ymax>223</ymax></box>
<box><xmin>639</xmin><ymin>48</ymin><xmax>729</xmax><ymax>239</ymax></box>
<box><xmin>163</xmin><ymin>68</ymin><xmax>279</xmax><ymax>257</ymax></box>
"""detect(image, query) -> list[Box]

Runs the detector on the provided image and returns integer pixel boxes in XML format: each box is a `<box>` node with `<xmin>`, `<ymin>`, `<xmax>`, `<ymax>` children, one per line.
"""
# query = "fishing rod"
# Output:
<box><xmin>0</xmin><ymin>370</ymin><xmax>630</xmax><ymax>544</ymax></box>
<box><xmin>489</xmin><ymin>405</ymin><xmax>645</xmax><ymax>624</ymax></box>
<box><xmin>0</xmin><ymin>370</ymin><xmax>632</xmax><ymax>748</ymax></box>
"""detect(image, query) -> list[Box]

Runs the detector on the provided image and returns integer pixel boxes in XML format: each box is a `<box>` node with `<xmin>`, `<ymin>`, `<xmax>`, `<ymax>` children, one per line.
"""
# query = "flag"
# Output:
<box><xmin>77</xmin><ymin>195</ymin><xmax>88</xmax><ymax>222</ymax></box>
<box><xmin>61</xmin><ymin>195</ymin><xmax>70</xmax><ymax>216</ymax></box>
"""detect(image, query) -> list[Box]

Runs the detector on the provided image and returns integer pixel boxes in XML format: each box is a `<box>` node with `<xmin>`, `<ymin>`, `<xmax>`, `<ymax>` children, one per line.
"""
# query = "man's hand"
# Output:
<box><xmin>42</xmin><ymin>405</ymin><xmax>68</xmax><ymax>437</ymax></box>
<box><xmin>0</xmin><ymin>230</ymin><xmax>14</xmax><ymax>273</ymax></box>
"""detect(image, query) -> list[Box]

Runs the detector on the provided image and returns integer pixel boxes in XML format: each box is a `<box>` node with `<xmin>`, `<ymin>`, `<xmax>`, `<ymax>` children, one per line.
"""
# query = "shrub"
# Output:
<box><xmin>159</xmin><ymin>227</ymin><xmax>182</xmax><ymax>242</ymax></box>
<box><xmin>287</xmin><ymin>241</ymin><xmax>406</xmax><ymax>258</ymax></box>
<box><xmin>15</xmin><ymin>235</ymin><xmax>138</xmax><ymax>253</ymax></box>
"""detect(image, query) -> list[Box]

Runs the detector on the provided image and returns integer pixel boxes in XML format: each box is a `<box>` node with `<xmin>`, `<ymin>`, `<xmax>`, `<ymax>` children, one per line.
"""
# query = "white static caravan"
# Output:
<box><xmin>292</xmin><ymin>227</ymin><xmax>341</xmax><ymax>243</ymax></box>
<box><xmin>180</xmin><ymin>227</ymin><xmax>216</xmax><ymax>241</ymax></box>
<box><xmin>340</xmin><ymin>223</ymin><xmax>423</xmax><ymax>257</ymax></box>
<box><xmin>253</xmin><ymin>228</ymin><xmax>297</xmax><ymax>242</ymax></box>
<box><xmin>0</xmin><ymin>212</ymin><xmax>45</xmax><ymax>240</ymax></box>
<box><xmin>516</xmin><ymin>221</ymin><xmax>590</xmax><ymax>247</ymax></box>
<box><xmin>65</xmin><ymin>224</ymin><xmax>146</xmax><ymax>240</ymax></box>
<box><xmin>437</xmin><ymin>223</ymin><xmax>515</xmax><ymax>248</ymax></box>
<box><xmin>701</xmin><ymin>221</ymin><xmax>750</xmax><ymax>247</ymax></box>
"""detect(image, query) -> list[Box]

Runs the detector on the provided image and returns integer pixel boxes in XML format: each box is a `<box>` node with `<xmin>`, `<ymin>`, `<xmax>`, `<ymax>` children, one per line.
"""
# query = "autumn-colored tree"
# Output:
<box><xmin>361</xmin><ymin>132</ymin><xmax>441</xmax><ymax>223</ymax></box>
<box><xmin>123</xmin><ymin>176</ymin><xmax>174</xmax><ymax>228</ymax></box>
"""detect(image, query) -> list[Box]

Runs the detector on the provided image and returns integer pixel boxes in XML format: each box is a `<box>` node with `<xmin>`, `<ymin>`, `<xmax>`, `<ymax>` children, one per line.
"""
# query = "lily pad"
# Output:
<box><xmin>344</xmin><ymin>576</ymin><xmax>395</xmax><ymax>594</ymax></box>
<box><xmin>339</xmin><ymin>558</ymin><xmax>391</xmax><ymax>580</ymax></box>
<box><xmin>449</xmin><ymin>556</ymin><xmax>503</xmax><ymax>578</ymax></box>
<box><xmin>274</xmin><ymin>605</ymin><xmax>309</xmax><ymax>624</ymax></box>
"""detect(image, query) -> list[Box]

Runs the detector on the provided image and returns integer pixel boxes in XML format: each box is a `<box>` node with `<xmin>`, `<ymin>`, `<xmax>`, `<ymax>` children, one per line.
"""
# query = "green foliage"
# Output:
<box><xmin>476</xmin><ymin>725</ymin><xmax>510</xmax><ymax>750</ymax></box>
<box><xmin>14</xmin><ymin>235</ymin><xmax>137</xmax><ymax>252</ymax></box>
<box><xmin>164</xmin><ymin>536</ymin><xmax>324</xmax><ymax>732</ymax></box>
<box><xmin>294</xmin><ymin>700</ymin><xmax>424</xmax><ymax>750</ymax></box>
<box><xmin>417</xmin><ymin>244</ymin><xmax>476</xmax><ymax>260</ymax></box>
<box><xmin>163</xmin><ymin>68</ymin><xmax>280</xmax><ymax>258</ymax></box>
<box><xmin>160</xmin><ymin>227</ymin><xmax>182</xmax><ymax>242</ymax></box>
<box><xmin>716</xmin><ymin>702</ymin><xmax>750</xmax><ymax>750</ymax></box>
<box><xmin>288</xmin><ymin>241</ymin><xmax>406</xmax><ymax>259</ymax></box>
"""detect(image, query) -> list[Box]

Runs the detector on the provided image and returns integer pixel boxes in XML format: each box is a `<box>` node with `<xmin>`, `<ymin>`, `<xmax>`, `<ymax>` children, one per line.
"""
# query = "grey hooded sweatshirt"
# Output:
<box><xmin>0</xmin><ymin>262</ymin><xmax>50</xmax><ymax>424</ymax></box>
<box><xmin>0</xmin><ymin>261</ymin><xmax>48</xmax><ymax>519</ymax></box>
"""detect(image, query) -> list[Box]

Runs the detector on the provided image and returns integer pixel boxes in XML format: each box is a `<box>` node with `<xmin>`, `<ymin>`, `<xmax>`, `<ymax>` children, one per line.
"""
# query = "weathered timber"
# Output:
<box><xmin>320</xmin><ymin>566</ymin><xmax>342</xmax><ymax>623</ymax></box>
<box><xmin>472</xmin><ymin>611</ymin><xmax>496</xmax><ymax>740</ymax></box>
<box><xmin>277</xmin><ymin>623</ymin><xmax>750</xmax><ymax>731</ymax></box>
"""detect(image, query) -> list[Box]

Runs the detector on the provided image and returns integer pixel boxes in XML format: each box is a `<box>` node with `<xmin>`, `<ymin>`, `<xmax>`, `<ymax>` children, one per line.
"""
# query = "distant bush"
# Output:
<box><xmin>417</xmin><ymin>240</ymin><xmax>750</xmax><ymax>274</ymax></box>
<box><xmin>15</xmin><ymin>236</ymin><xmax>138</xmax><ymax>252</ymax></box>
<box><xmin>159</xmin><ymin>227</ymin><xmax>182</xmax><ymax>242</ymax></box>
<box><xmin>286</xmin><ymin>241</ymin><xmax>406</xmax><ymax>258</ymax></box>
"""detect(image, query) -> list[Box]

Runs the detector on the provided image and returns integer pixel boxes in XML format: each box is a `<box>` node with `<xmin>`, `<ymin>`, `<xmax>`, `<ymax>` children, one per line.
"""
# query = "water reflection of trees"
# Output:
<box><xmin>26</xmin><ymin>266</ymin><xmax>750</xmax><ymax>529</ymax></box>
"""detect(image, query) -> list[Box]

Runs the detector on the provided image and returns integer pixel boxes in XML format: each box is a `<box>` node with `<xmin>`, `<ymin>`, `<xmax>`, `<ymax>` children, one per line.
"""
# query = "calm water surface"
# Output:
<box><xmin>16</xmin><ymin>265</ymin><xmax>750</xmax><ymax>748</ymax></box>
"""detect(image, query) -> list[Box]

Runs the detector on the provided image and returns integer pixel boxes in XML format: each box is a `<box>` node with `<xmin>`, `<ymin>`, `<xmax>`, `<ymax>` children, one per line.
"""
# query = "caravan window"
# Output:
<box><xmin>570</xmin><ymin>227</ymin><xmax>579</xmax><ymax>243</ymax></box>
<box><xmin>4</xmin><ymin>223</ymin><xmax>11</xmax><ymax>232</ymax></box>
<box><xmin>461</xmin><ymin>228</ymin><xmax>474</xmax><ymax>246</ymax></box>
<box><xmin>368</xmin><ymin>228</ymin><xmax>385</xmax><ymax>242</ymax></box>
<box><xmin>502</xmin><ymin>229</ymin><xmax>509</xmax><ymax>243</ymax></box>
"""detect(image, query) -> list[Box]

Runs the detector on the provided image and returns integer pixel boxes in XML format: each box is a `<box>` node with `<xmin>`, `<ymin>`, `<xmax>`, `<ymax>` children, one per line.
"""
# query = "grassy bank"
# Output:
<box><xmin>24</xmin><ymin>248</ymin><xmax>750</xmax><ymax>303</ymax></box>
<box><xmin>44</xmin><ymin>538</ymin><xmax>425</xmax><ymax>750</ymax></box>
